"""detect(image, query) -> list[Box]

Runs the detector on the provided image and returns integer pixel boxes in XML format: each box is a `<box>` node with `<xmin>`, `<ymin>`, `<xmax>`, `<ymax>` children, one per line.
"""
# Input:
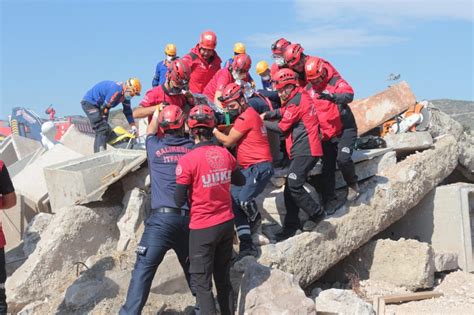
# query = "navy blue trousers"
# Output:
<box><xmin>120</xmin><ymin>212</ymin><xmax>193</xmax><ymax>315</ymax></box>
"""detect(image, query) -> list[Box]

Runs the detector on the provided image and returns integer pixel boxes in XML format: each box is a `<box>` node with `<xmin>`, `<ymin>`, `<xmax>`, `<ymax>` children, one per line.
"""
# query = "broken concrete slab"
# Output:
<box><xmin>333</xmin><ymin>151</ymin><xmax>396</xmax><ymax>189</ymax></box>
<box><xmin>11</xmin><ymin>134</ymin><xmax>42</xmax><ymax>160</ymax></box>
<box><xmin>60</xmin><ymin>124</ymin><xmax>113</xmax><ymax>156</ymax></box>
<box><xmin>7</xmin><ymin>149</ymin><xmax>42</xmax><ymax>179</ymax></box>
<box><xmin>1</xmin><ymin>195</ymin><xmax>39</xmax><ymax>251</ymax></box>
<box><xmin>350</xmin><ymin>81</ymin><xmax>416</xmax><ymax>136</ymax></box>
<box><xmin>328</xmin><ymin>239</ymin><xmax>435</xmax><ymax>290</ymax></box>
<box><xmin>22</xmin><ymin>213</ymin><xmax>53</xmax><ymax>257</ymax></box>
<box><xmin>384</xmin><ymin>131</ymin><xmax>433</xmax><ymax>154</ymax></box>
<box><xmin>236</xmin><ymin>257</ymin><xmax>316</xmax><ymax>315</ymax></box>
<box><xmin>433</xmin><ymin>251</ymin><xmax>459</xmax><ymax>272</ymax></box>
<box><xmin>257</xmin><ymin>135</ymin><xmax>458</xmax><ymax>288</ymax></box>
<box><xmin>12</xmin><ymin>144</ymin><xmax>83</xmax><ymax>213</ymax></box>
<box><xmin>459</xmin><ymin>133</ymin><xmax>474</xmax><ymax>173</ymax></box>
<box><xmin>0</xmin><ymin>136</ymin><xmax>17</xmax><ymax>166</ymax></box>
<box><xmin>315</xmin><ymin>289</ymin><xmax>375</xmax><ymax>315</ymax></box>
<box><xmin>150</xmin><ymin>251</ymin><xmax>190</xmax><ymax>295</ymax></box>
<box><xmin>6</xmin><ymin>203</ymin><xmax>122</xmax><ymax>311</ymax></box>
<box><xmin>117</xmin><ymin>188</ymin><xmax>147</xmax><ymax>251</ymax></box>
<box><xmin>44</xmin><ymin>149</ymin><xmax>146</xmax><ymax>211</ymax></box>
<box><xmin>380</xmin><ymin>183</ymin><xmax>473</xmax><ymax>272</ymax></box>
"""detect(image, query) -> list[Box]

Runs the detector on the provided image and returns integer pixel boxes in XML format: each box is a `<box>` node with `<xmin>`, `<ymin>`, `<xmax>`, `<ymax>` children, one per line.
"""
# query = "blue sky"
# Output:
<box><xmin>0</xmin><ymin>0</ymin><xmax>473</xmax><ymax>119</ymax></box>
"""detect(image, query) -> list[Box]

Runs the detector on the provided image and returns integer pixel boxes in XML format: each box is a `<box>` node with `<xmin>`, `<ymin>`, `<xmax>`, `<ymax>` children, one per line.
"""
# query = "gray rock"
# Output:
<box><xmin>335</xmin><ymin>239</ymin><xmax>435</xmax><ymax>290</ymax></box>
<box><xmin>433</xmin><ymin>251</ymin><xmax>459</xmax><ymax>272</ymax></box>
<box><xmin>315</xmin><ymin>289</ymin><xmax>375</xmax><ymax>315</ymax></box>
<box><xmin>6</xmin><ymin>203</ymin><xmax>122</xmax><ymax>312</ymax></box>
<box><xmin>117</xmin><ymin>188</ymin><xmax>147</xmax><ymax>251</ymax></box>
<box><xmin>22</xmin><ymin>213</ymin><xmax>53</xmax><ymax>257</ymax></box>
<box><xmin>237</xmin><ymin>257</ymin><xmax>315</xmax><ymax>315</ymax></box>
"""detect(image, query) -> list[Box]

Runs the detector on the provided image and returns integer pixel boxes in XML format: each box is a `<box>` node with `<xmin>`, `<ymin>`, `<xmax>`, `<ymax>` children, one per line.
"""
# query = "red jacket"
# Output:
<box><xmin>306</xmin><ymin>84</ymin><xmax>343</xmax><ymax>141</ymax></box>
<box><xmin>182</xmin><ymin>45</ymin><xmax>222</xmax><ymax>94</ymax></box>
<box><xmin>139</xmin><ymin>85</ymin><xmax>188</xmax><ymax>123</ymax></box>
<box><xmin>203</xmin><ymin>68</ymin><xmax>251</xmax><ymax>101</ymax></box>
<box><xmin>265</xmin><ymin>87</ymin><xmax>323</xmax><ymax>159</ymax></box>
<box><xmin>308</xmin><ymin>58</ymin><xmax>355</xmax><ymax>129</ymax></box>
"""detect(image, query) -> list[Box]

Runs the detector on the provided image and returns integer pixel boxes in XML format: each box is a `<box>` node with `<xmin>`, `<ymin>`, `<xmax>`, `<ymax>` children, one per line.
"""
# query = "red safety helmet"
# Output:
<box><xmin>218</xmin><ymin>83</ymin><xmax>244</xmax><ymax>106</ymax></box>
<box><xmin>271</xmin><ymin>38</ymin><xmax>291</xmax><ymax>55</ymax></box>
<box><xmin>158</xmin><ymin>104</ymin><xmax>186</xmax><ymax>130</ymax></box>
<box><xmin>168</xmin><ymin>59</ymin><xmax>191</xmax><ymax>86</ymax></box>
<box><xmin>199</xmin><ymin>30</ymin><xmax>217</xmax><ymax>50</ymax></box>
<box><xmin>272</xmin><ymin>68</ymin><xmax>298</xmax><ymax>90</ymax></box>
<box><xmin>187</xmin><ymin>105</ymin><xmax>216</xmax><ymax>129</ymax></box>
<box><xmin>232</xmin><ymin>54</ymin><xmax>252</xmax><ymax>73</ymax></box>
<box><xmin>305</xmin><ymin>56</ymin><xmax>325</xmax><ymax>80</ymax></box>
<box><xmin>283</xmin><ymin>43</ymin><xmax>304</xmax><ymax>67</ymax></box>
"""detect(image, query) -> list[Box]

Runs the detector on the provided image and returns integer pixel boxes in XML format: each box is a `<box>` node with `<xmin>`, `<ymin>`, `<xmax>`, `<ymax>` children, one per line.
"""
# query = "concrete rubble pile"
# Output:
<box><xmin>2</xmin><ymin>81</ymin><xmax>473</xmax><ymax>314</ymax></box>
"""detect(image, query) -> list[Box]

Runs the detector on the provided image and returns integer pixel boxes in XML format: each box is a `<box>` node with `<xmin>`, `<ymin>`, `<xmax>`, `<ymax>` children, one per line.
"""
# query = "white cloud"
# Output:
<box><xmin>246</xmin><ymin>26</ymin><xmax>405</xmax><ymax>51</ymax></box>
<box><xmin>294</xmin><ymin>0</ymin><xmax>474</xmax><ymax>23</ymax></box>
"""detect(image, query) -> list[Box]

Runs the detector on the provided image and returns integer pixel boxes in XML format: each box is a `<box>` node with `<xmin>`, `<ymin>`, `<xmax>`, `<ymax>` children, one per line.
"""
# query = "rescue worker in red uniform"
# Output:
<box><xmin>305</xmin><ymin>57</ymin><xmax>349</xmax><ymax>212</ymax></box>
<box><xmin>261</xmin><ymin>69</ymin><xmax>324</xmax><ymax>241</ymax></box>
<box><xmin>213</xmin><ymin>83</ymin><xmax>274</xmax><ymax>259</ymax></box>
<box><xmin>175</xmin><ymin>105</ymin><xmax>245</xmax><ymax>315</ymax></box>
<box><xmin>203</xmin><ymin>53</ymin><xmax>252</xmax><ymax>110</ymax></box>
<box><xmin>133</xmin><ymin>59</ymin><xmax>193</xmax><ymax>123</ymax></box>
<box><xmin>284</xmin><ymin>44</ymin><xmax>360</xmax><ymax>202</ymax></box>
<box><xmin>270</xmin><ymin>38</ymin><xmax>291</xmax><ymax>77</ymax></box>
<box><xmin>182</xmin><ymin>31</ymin><xmax>222</xmax><ymax>94</ymax></box>
<box><xmin>0</xmin><ymin>160</ymin><xmax>16</xmax><ymax>314</ymax></box>
<box><xmin>120</xmin><ymin>105</ymin><xmax>198</xmax><ymax>315</ymax></box>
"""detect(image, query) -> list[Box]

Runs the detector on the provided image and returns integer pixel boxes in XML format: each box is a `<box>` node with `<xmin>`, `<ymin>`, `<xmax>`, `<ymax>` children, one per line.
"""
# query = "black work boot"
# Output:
<box><xmin>324</xmin><ymin>197</ymin><xmax>345</xmax><ymax>215</ymax></box>
<box><xmin>274</xmin><ymin>227</ymin><xmax>298</xmax><ymax>242</ymax></box>
<box><xmin>302</xmin><ymin>207</ymin><xmax>325</xmax><ymax>231</ymax></box>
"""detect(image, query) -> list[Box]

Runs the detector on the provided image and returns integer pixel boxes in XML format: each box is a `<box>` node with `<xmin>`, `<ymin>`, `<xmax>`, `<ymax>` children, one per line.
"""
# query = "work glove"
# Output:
<box><xmin>318</xmin><ymin>90</ymin><xmax>335</xmax><ymax>102</ymax></box>
<box><xmin>130</xmin><ymin>125</ymin><xmax>138</xmax><ymax>136</ymax></box>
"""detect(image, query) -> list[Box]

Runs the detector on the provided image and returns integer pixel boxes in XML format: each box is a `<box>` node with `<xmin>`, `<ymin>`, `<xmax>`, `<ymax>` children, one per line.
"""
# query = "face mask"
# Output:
<box><xmin>168</xmin><ymin>87</ymin><xmax>183</xmax><ymax>95</ymax></box>
<box><xmin>166</xmin><ymin>55</ymin><xmax>174</xmax><ymax>62</ymax></box>
<box><xmin>232</xmin><ymin>71</ymin><xmax>245</xmax><ymax>81</ymax></box>
<box><xmin>227</xmin><ymin>109</ymin><xmax>240</xmax><ymax>122</ymax></box>
<box><xmin>262</xmin><ymin>75</ymin><xmax>271</xmax><ymax>81</ymax></box>
<box><xmin>274</xmin><ymin>56</ymin><xmax>285</xmax><ymax>66</ymax></box>
<box><xmin>125</xmin><ymin>95</ymin><xmax>132</xmax><ymax>101</ymax></box>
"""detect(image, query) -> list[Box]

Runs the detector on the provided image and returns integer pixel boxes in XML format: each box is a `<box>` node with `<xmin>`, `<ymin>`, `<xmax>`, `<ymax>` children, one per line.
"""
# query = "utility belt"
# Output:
<box><xmin>152</xmin><ymin>207</ymin><xmax>189</xmax><ymax>217</ymax></box>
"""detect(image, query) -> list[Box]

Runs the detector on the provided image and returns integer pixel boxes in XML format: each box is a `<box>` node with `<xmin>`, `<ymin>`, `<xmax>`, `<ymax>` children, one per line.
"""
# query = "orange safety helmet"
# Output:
<box><xmin>126</xmin><ymin>78</ymin><xmax>142</xmax><ymax>96</ymax></box>
<box><xmin>158</xmin><ymin>104</ymin><xmax>185</xmax><ymax>130</ymax></box>
<box><xmin>199</xmin><ymin>30</ymin><xmax>217</xmax><ymax>50</ymax></box>
<box><xmin>304</xmin><ymin>56</ymin><xmax>324</xmax><ymax>80</ymax></box>
<box><xmin>219</xmin><ymin>83</ymin><xmax>244</xmax><ymax>106</ymax></box>
<box><xmin>187</xmin><ymin>105</ymin><xmax>216</xmax><ymax>129</ymax></box>
<box><xmin>271</xmin><ymin>38</ymin><xmax>291</xmax><ymax>55</ymax></box>
<box><xmin>232</xmin><ymin>54</ymin><xmax>252</xmax><ymax>73</ymax></box>
<box><xmin>272</xmin><ymin>68</ymin><xmax>298</xmax><ymax>90</ymax></box>
<box><xmin>283</xmin><ymin>43</ymin><xmax>304</xmax><ymax>67</ymax></box>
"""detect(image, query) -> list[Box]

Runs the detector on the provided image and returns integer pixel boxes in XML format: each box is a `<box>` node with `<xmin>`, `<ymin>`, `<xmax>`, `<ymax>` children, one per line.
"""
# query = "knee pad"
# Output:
<box><xmin>96</xmin><ymin>120</ymin><xmax>111</xmax><ymax>134</ymax></box>
<box><xmin>240</xmin><ymin>199</ymin><xmax>259</xmax><ymax>222</ymax></box>
<box><xmin>338</xmin><ymin>147</ymin><xmax>353</xmax><ymax>164</ymax></box>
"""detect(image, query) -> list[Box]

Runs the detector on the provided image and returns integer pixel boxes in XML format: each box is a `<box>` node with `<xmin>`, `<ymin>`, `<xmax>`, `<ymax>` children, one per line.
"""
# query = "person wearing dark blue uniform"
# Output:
<box><xmin>81</xmin><ymin>78</ymin><xmax>141</xmax><ymax>152</ymax></box>
<box><xmin>152</xmin><ymin>44</ymin><xmax>178</xmax><ymax>87</ymax></box>
<box><xmin>120</xmin><ymin>104</ymin><xmax>197</xmax><ymax>315</ymax></box>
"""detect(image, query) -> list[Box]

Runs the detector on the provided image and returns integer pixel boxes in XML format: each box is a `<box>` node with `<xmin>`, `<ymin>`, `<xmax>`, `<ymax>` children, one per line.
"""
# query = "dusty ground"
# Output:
<box><xmin>386</xmin><ymin>271</ymin><xmax>474</xmax><ymax>315</ymax></box>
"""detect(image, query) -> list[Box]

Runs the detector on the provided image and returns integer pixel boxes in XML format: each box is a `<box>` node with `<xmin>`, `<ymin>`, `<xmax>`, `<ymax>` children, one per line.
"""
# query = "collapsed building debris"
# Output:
<box><xmin>258</xmin><ymin>135</ymin><xmax>458</xmax><ymax>288</ymax></box>
<box><xmin>1</xmin><ymin>81</ymin><xmax>473</xmax><ymax>314</ymax></box>
<box><xmin>380</xmin><ymin>183</ymin><xmax>474</xmax><ymax>272</ymax></box>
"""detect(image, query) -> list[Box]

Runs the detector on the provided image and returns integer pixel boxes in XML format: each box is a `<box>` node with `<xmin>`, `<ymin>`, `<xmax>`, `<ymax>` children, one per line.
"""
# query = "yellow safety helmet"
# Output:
<box><xmin>164</xmin><ymin>43</ymin><xmax>177</xmax><ymax>56</ymax></box>
<box><xmin>233</xmin><ymin>42</ymin><xmax>246</xmax><ymax>54</ymax></box>
<box><xmin>126</xmin><ymin>78</ymin><xmax>142</xmax><ymax>96</ymax></box>
<box><xmin>256</xmin><ymin>60</ymin><xmax>269</xmax><ymax>75</ymax></box>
